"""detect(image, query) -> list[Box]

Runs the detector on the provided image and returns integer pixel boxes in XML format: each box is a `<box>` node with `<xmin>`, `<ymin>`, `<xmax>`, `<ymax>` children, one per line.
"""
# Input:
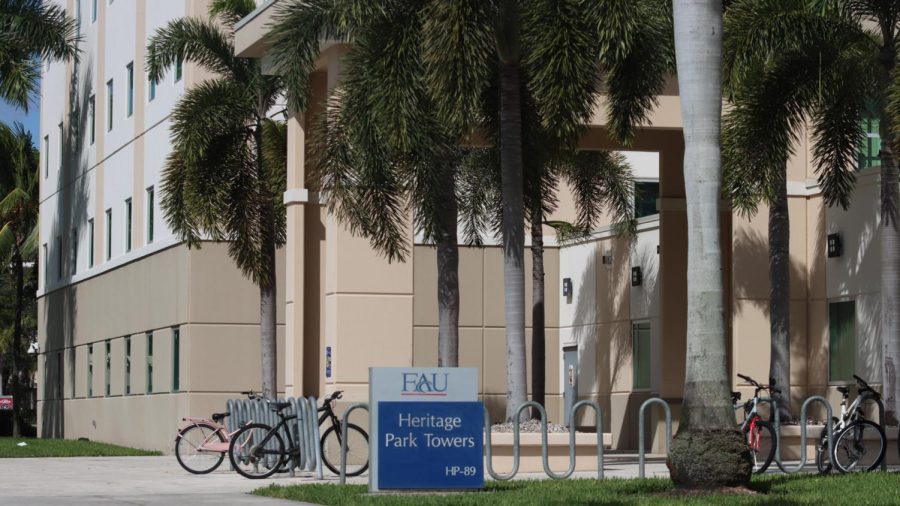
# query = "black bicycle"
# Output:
<box><xmin>228</xmin><ymin>391</ymin><xmax>368</xmax><ymax>479</ymax></box>
<box><xmin>317</xmin><ymin>391</ymin><xmax>369</xmax><ymax>477</ymax></box>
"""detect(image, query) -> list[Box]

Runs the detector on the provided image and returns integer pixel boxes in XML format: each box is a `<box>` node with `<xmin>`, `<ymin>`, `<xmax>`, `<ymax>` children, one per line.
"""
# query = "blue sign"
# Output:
<box><xmin>325</xmin><ymin>346</ymin><xmax>332</xmax><ymax>378</ymax></box>
<box><xmin>377</xmin><ymin>401</ymin><xmax>484</xmax><ymax>489</ymax></box>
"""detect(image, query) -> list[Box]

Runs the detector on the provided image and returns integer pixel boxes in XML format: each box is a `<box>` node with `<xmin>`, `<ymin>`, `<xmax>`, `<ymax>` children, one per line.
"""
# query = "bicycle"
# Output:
<box><xmin>317</xmin><ymin>390</ymin><xmax>369</xmax><ymax>477</ymax></box>
<box><xmin>174</xmin><ymin>390</ymin><xmax>262</xmax><ymax>474</ymax></box>
<box><xmin>733</xmin><ymin>373</ymin><xmax>780</xmax><ymax>473</ymax></box>
<box><xmin>815</xmin><ymin>374</ymin><xmax>886</xmax><ymax>473</ymax></box>
<box><xmin>228</xmin><ymin>390</ymin><xmax>369</xmax><ymax>479</ymax></box>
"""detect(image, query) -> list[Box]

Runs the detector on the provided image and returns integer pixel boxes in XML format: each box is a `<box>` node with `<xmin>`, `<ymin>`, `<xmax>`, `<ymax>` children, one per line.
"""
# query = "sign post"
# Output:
<box><xmin>369</xmin><ymin>367</ymin><xmax>483</xmax><ymax>492</ymax></box>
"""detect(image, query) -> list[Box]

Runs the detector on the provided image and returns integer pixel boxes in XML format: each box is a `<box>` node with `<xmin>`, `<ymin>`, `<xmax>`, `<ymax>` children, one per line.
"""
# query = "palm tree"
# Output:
<box><xmin>666</xmin><ymin>0</ymin><xmax>752</xmax><ymax>488</ymax></box>
<box><xmin>0</xmin><ymin>0</ymin><xmax>79</xmax><ymax>110</ymax></box>
<box><xmin>268</xmin><ymin>0</ymin><xmax>668</xmax><ymax>421</ymax></box>
<box><xmin>0</xmin><ymin>122</ymin><xmax>39</xmax><ymax>437</ymax></box>
<box><xmin>725</xmin><ymin>0</ymin><xmax>900</xmax><ymax>423</ymax></box>
<box><xmin>146</xmin><ymin>0</ymin><xmax>286</xmax><ymax>398</ymax></box>
<box><xmin>722</xmin><ymin>0</ymin><xmax>870</xmax><ymax>421</ymax></box>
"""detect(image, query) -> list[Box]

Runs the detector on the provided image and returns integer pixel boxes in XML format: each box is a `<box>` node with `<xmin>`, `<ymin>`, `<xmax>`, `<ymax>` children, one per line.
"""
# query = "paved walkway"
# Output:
<box><xmin>0</xmin><ymin>454</ymin><xmax>827</xmax><ymax>505</ymax></box>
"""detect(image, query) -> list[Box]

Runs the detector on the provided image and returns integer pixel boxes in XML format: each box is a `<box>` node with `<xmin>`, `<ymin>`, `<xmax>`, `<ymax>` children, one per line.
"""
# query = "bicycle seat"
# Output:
<box><xmin>731</xmin><ymin>391</ymin><xmax>742</xmax><ymax>402</ymax></box>
<box><xmin>270</xmin><ymin>401</ymin><xmax>292</xmax><ymax>412</ymax></box>
<box><xmin>837</xmin><ymin>386</ymin><xmax>850</xmax><ymax>396</ymax></box>
<box><xmin>211</xmin><ymin>412</ymin><xmax>230</xmax><ymax>423</ymax></box>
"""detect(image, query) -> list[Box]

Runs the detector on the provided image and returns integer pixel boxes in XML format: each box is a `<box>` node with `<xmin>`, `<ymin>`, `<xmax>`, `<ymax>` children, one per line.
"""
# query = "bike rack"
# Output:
<box><xmin>637</xmin><ymin>398</ymin><xmax>672</xmax><ymax>478</ymax></box>
<box><xmin>339</xmin><ymin>403</ymin><xmax>370</xmax><ymax>485</ymax></box>
<box><xmin>483</xmin><ymin>400</ymin><xmax>605</xmax><ymax>480</ymax></box>
<box><xmin>769</xmin><ymin>396</ymin><xmax>833</xmax><ymax>474</ymax></box>
<box><xmin>225</xmin><ymin>395</ymin><xmax>323</xmax><ymax>478</ymax></box>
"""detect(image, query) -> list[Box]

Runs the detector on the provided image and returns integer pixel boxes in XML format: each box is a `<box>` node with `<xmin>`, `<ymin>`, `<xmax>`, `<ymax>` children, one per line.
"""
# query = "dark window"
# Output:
<box><xmin>634</xmin><ymin>181</ymin><xmax>660</xmax><ymax>219</ymax></box>
<box><xmin>829</xmin><ymin>300</ymin><xmax>856</xmax><ymax>383</ymax></box>
<box><xmin>633</xmin><ymin>322</ymin><xmax>651</xmax><ymax>390</ymax></box>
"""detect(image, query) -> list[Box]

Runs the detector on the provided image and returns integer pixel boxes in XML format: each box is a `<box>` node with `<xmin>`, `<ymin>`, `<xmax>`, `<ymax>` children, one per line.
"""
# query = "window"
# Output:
<box><xmin>146</xmin><ymin>332</ymin><xmax>153</xmax><ymax>393</ymax></box>
<box><xmin>56</xmin><ymin>235</ymin><xmax>62</xmax><ymax>279</ymax></box>
<box><xmin>76</xmin><ymin>0</ymin><xmax>81</xmax><ymax>31</ymax></box>
<box><xmin>859</xmin><ymin>109</ymin><xmax>881</xmax><ymax>169</ymax></box>
<box><xmin>88</xmin><ymin>218</ymin><xmax>94</xmax><ymax>267</ymax></box>
<box><xmin>148</xmin><ymin>78</ymin><xmax>156</xmax><ymax>102</ymax></box>
<box><xmin>172</xmin><ymin>328</ymin><xmax>180</xmax><ymax>392</ymax></box>
<box><xmin>829</xmin><ymin>300</ymin><xmax>856</xmax><ymax>383</ymax></box>
<box><xmin>634</xmin><ymin>181</ymin><xmax>660</xmax><ymax>219</ymax></box>
<box><xmin>87</xmin><ymin>344</ymin><xmax>93</xmax><ymax>398</ymax></box>
<box><xmin>106</xmin><ymin>79</ymin><xmax>113</xmax><ymax>131</ymax></box>
<box><xmin>633</xmin><ymin>321</ymin><xmax>651</xmax><ymax>390</ymax></box>
<box><xmin>42</xmin><ymin>243</ymin><xmax>47</xmax><ymax>287</ymax></box>
<box><xmin>104</xmin><ymin>340</ymin><xmax>111</xmax><ymax>396</ymax></box>
<box><xmin>57</xmin><ymin>352</ymin><xmax>64</xmax><ymax>400</ymax></box>
<box><xmin>43</xmin><ymin>135</ymin><xmax>49</xmax><ymax>178</ymax></box>
<box><xmin>71</xmin><ymin>226</ymin><xmax>78</xmax><ymax>274</ymax></box>
<box><xmin>146</xmin><ymin>186</ymin><xmax>154</xmax><ymax>243</ymax></box>
<box><xmin>105</xmin><ymin>209</ymin><xmax>111</xmax><ymax>260</ymax></box>
<box><xmin>88</xmin><ymin>95</ymin><xmax>95</xmax><ymax>145</ymax></box>
<box><xmin>124</xmin><ymin>198</ymin><xmax>132</xmax><ymax>252</ymax></box>
<box><xmin>126</xmin><ymin>62</ymin><xmax>134</xmax><ymax>117</ymax></box>
<box><xmin>68</xmin><ymin>347</ymin><xmax>76</xmax><ymax>399</ymax></box>
<box><xmin>124</xmin><ymin>336</ymin><xmax>131</xmax><ymax>395</ymax></box>
<box><xmin>175</xmin><ymin>58</ymin><xmax>183</xmax><ymax>82</ymax></box>
<box><xmin>58</xmin><ymin>122</ymin><xmax>63</xmax><ymax>171</ymax></box>
<box><xmin>91</xmin><ymin>0</ymin><xmax>97</xmax><ymax>22</ymax></box>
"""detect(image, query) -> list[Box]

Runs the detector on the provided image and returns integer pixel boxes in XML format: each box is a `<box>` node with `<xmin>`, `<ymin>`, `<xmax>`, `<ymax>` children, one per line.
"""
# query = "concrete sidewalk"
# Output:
<box><xmin>0</xmin><ymin>454</ymin><xmax>829</xmax><ymax>505</ymax></box>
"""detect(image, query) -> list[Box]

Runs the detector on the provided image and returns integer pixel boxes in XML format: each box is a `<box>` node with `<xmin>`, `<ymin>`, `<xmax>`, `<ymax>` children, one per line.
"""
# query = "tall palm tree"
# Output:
<box><xmin>146</xmin><ymin>0</ymin><xmax>286</xmax><ymax>398</ymax></box>
<box><xmin>723</xmin><ymin>0</ymin><xmax>871</xmax><ymax>421</ymax></box>
<box><xmin>0</xmin><ymin>0</ymin><xmax>79</xmax><ymax>110</ymax></box>
<box><xmin>268</xmin><ymin>0</ymin><xmax>668</xmax><ymax>421</ymax></box>
<box><xmin>0</xmin><ymin>122</ymin><xmax>39</xmax><ymax>437</ymax></box>
<box><xmin>666</xmin><ymin>0</ymin><xmax>752</xmax><ymax>488</ymax></box>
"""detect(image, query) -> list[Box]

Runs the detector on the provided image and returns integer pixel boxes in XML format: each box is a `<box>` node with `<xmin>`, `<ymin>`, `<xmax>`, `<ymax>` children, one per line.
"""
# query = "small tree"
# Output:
<box><xmin>0</xmin><ymin>122</ymin><xmax>39</xmax><ymax>437</ymax></box>
<box><xmin>146</xmin><ymin>0</ymin><xmax>286</xmax><ymax>398</ymax></box>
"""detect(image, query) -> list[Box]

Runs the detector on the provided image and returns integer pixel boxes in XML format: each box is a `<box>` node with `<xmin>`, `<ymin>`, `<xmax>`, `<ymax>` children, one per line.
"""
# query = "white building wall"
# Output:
<box><xmin>825</xmin><ymin>167</ymin><xmax>883</xmax><ymax>382</ymax></box>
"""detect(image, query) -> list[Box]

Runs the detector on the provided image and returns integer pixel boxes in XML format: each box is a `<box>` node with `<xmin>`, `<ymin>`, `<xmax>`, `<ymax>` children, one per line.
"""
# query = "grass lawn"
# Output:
<box><xmin>253</xmin><ymin>473</ymin><xmax>900</xmax><ymax>505</ymax></box>
<box><xmin>0</xmin><ymin>437</ymin><xmax>161</xmax><ymax>458</ymax></box>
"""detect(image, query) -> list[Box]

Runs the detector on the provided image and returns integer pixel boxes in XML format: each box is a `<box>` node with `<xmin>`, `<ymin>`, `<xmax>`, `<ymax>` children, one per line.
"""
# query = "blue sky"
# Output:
<box><xmin>0</xmin><ymin>97</ymin><xmax>41</xmax><ymax>140</ymax></box>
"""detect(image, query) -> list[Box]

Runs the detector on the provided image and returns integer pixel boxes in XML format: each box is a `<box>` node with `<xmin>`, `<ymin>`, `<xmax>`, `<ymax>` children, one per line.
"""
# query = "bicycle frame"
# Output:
<box><xmin>176</xmin><ymin>418</ymin><xmax>236</xmax><ymax>453</ymax></box>
<box><xmin>235</xmin><ymin>412</ymin><xmax>300</xmax><ymax>464</ymax></box>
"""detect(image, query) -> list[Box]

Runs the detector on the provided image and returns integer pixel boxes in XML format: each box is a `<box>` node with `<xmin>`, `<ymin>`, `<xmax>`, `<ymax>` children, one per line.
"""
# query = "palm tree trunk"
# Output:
<box><xmin>768</xmin><ymin>172</ymin><xmax>792</xmax><ymax>420</ymax></box>
<box><xmin>667</xmin><ymin>0</ymin><xmax>752</xmax><ymax>488</ymax></box>
<box><xmin>497</xmin><ymin>2</ymin><xmax>528</xmax><ymax>420</ymax></box>
<box><xmin>531</xmin><ymin>206</ymin><xmax>545</xmax><ymax>418</ymax></box>
<box><xmin>879</xmin><ymin>36</ymin><xmax>900</xmax><ymax>425</ymax></box>
<box><xmin>437</xmin><ymin>168</ymin><xmax>460</xmax><ymax>368</ymax></box>
<box><xmin>255</xmin><ymin>116</ymin><xmax>278</xmax><ymax>399</ymax></box>
<box><xmin>11</xmin><ymin>244</ymin><xmax>24</xmax><ymax>437</ymax></box>
<box><xmin>880</xmin><ymin>117</ymin><xmax>900</xmax><ymax>425</ymax></box>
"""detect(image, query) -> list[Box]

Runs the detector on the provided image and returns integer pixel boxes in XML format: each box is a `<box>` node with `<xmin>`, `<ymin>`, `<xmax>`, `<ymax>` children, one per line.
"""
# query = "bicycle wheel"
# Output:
<box><xmin>815</xmin><ymin>418</ymin><xmax>839</xmax><ymax>474</ymax></box>
<box><xmin>831</xmin><ymin>420</ymin><xmax>886</xmax><ymax>473</ymax></box>
<box><xmin>742</xmin><ymin>418</ymin><xmax>776</xmax><ymax>473</ymax></box>
<box><xmin>320</xmin><ymin>423</ymin><xmax>369</xmax><ymax>477</ymax></box>
<box><xmin>175</xmin><ymin>423</ymin><xmax>226</xmax><ymax>474</ymax></box>
<box><xmin>228</xmin><ymin>423</ymin><xmax>285</xmax><ymax>479</ymax></box>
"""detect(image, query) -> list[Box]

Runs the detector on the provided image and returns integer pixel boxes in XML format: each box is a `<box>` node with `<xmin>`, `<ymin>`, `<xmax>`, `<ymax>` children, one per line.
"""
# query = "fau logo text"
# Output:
<box><xmin>401</xmin><ymin>372</ymin><xmax>449</xmax><ymax>396</ymax></box>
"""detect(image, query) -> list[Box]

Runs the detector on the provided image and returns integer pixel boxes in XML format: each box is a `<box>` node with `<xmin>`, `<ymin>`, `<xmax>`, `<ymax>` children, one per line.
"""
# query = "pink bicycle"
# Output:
<box><xmin>174</xmin><ymin>391</ymin><xmax>260</xmax><ymax>474</ymax></box>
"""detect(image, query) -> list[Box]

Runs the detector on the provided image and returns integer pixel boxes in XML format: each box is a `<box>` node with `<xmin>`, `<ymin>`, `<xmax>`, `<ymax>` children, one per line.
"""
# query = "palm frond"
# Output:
<box><xmin>209</xmin><ymin>0</ymin><xmax>257</xmax><ymax>26</ymax></box>
<box><xmin>0</xmin><ymin>55</ymin><xmax>40</xmax><ymax>111</ymax></box>
<box><xmin>420</xmin><ymin>0</ymin><xmax>496</xmax><ymax>137</ymax></box>
<box><xmin>168</xmin><ymin>77</ymin><xmax>253</xmax><ymax>164</ymax></box>
<box><xmin>521</xmin><ymin>0</ymin><xmax>600</xmax><ymax>145</ymax></box>
<box><xmin>146</xmin><ymin>17</ymin><xmax>249</xmax><ymax>83</ymax></box>
<box><xmin>456</xmin><ymin>147</ymin><xmax>501</xmax><ymax>247</ymax></box>
<box><xmin>558</xmin><ymin>150</ymin><xmax>636</xmax><ymax>237</ymax></box>
<box><xmin>600</xmin><ymin>0</ymin><xmax>672</xmax><ymax>144</ymax></box>
<box><xmin>0</xmin><ymin>0</ymin><xmax>80</xmax><ymax>63</ymax></box>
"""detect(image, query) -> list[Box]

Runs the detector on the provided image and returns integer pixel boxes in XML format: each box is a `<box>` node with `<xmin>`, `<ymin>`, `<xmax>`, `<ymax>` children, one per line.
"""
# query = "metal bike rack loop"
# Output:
<box><xmin>339</xmin><ymin>403</ymin><xmax>370</xmax><ymax>485</ymax></box>
<box><xmin>638</xmin><ymin>398</ymin><xmax>672</xmax><ymax>478</ymax></box>
<box><xmin>770</xmin><ymin>396</ymin><xmax>833</xmax><ymax>473</ymax></box>
<box><xmin>225</xmin><ymin>396</ymin><xmax>323</xmax><ymax>477</ymax></box>
<box><xmin>483</xmin><ymin>400</ymin><xmax>605</xmax><ymax>480</ymax></box>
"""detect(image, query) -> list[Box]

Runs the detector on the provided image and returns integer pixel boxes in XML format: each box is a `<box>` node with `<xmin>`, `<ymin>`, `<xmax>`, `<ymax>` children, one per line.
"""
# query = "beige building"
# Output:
<box><xmin>38</xmin><ymin>0</ymin><xmax>886</xmax><ymax>454</ymax></box>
